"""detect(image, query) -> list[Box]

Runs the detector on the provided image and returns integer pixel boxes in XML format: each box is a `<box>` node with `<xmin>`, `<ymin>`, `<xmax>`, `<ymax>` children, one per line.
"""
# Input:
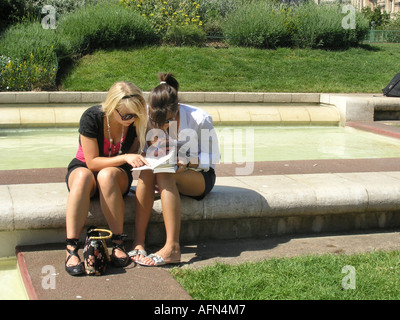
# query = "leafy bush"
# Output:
<box><xmin>121</xmin><ymin>0</ymin><xmax>204</xmax><ymax>45</ymax></box>
<box><xmin>0</xmin><ymin>1</ymin><xmax>156</xmax><ymax>91</ymax></box>
<box><xmin>196</xmin><ymin>0</ymin><xmax>240</xmax><ymax>38</ymax></box>
<box><xmin>0</xmin><ymin>53</ymin><xmax>57</xmax><ymax>91</ymax></box>
<box><xmin>165</xmin><ymin>24</ymin><xmax>206</xmax><ymax>46</ymax></box>
<box><xmin>361</xmin><ymin>7</ymin><xmax>390</xmax><ymax>29</ymax></box>
<box><xmin>24</xmin><ymin>0</ymin><xmax>93</xmax><ymax>18</ymax></box>
<box><xmin>378</xmin><ymin>11</ymin><xmax>400</xmax><ymax>30</ymax></box>
<box><xmin>222</xmin><ymin>2</ymin><xmax>369</xmax><ymax>49</ymax></box>
<box><xmin>290</xmin><ymin>3</ymin><xmax>369</xmax><ymax>49</ymax></box>
<box><xmin>0</xmin><ymin>23</ymin><xmax>58</xmax><ymax>90</ymax></box>
<box><xmin>58</xmin><ymin>2</ymin><xmax>157</xmax><ymax>55</ymax></box>
<box><xmin>223</xmin><ymin>2</ymin><xmax>291</xmax><ymax>49</ymax></box>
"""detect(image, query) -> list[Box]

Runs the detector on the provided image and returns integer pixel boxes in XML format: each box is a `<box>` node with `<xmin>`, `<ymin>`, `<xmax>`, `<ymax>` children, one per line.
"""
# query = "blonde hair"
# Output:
<box><xmin>102</xmin><ymin>81</ymin><xmax>147</xmax><ymax>153</ymax></box>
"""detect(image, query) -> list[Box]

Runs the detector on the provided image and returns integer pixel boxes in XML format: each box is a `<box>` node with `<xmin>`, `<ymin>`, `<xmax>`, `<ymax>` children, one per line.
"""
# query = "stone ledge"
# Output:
<box><xmin>0</xmin><ymin>104</ymin><xmax>340</xmax><ymax>127</ymax></box>
<box><xmin>0</xmin><ymin>91</ymin><xmax>322</xmax><ymax>104</ymax></box>
<box><xmin>319</xmin><ymin>93</ymin><xmax>399</xmax><ymax>124</ymax></box>
<box><xmin>2</xmin><ymin>92</ymin><xmax>395</xmax><ymax>126</ymax></box>
<box><xmin>2</xmin><ymin>172</ymin><xmax>400</xmax><ymax>256</ymax></box>
<box><xmin>1</xmin><ymin>172</ymin><xmax>400</xmax><ymax>233</ymax></box>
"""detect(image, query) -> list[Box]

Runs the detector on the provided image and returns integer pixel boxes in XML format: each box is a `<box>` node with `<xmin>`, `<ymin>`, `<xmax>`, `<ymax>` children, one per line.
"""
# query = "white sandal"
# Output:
<box><xmin>128</xmin><ymin>249</ymin><xmax>147</xmax><ymax>260</ymax></box>
<box><xmin>137</xmin><ymin>253</ymin><xmax>180</xmax><ymax>267</ymax></box>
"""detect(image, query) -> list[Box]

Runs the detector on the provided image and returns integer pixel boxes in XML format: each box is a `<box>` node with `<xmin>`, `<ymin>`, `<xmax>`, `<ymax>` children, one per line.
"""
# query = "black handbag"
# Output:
<box><xmin>83</xmin><ymin>226</ymin><xmax>112</xmax><ymax>276</ymax></box>
<box><xmin>382</xmin><ymin>73</ymin><xmax>400</xmax><ymax>97</ymax></box>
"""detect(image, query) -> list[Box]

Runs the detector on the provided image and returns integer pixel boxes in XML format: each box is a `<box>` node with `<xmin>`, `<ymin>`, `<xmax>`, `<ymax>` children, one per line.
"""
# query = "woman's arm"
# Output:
<box><xmin>81</xmin><ymin>135</ymin><xmax>148</xmax><ymax>171</ymax></box>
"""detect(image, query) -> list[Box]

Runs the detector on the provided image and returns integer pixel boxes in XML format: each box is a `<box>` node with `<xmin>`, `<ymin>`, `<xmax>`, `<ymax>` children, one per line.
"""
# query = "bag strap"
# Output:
<box><xmin>87</xmin><ymin>228</ymin><xmax>113</xmax><ymax>240</ymax></box>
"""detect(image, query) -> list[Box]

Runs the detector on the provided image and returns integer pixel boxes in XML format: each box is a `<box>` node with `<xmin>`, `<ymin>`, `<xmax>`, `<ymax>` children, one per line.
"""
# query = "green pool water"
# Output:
<box><xmin>1</xmin><ymin>126</ymin><xmax>400</xmax><ymax>170</ymax></box>
<box><xmin>0</xmin><ymin>257</ymin><xmax>28</xmax><ymax>300</ymax></box>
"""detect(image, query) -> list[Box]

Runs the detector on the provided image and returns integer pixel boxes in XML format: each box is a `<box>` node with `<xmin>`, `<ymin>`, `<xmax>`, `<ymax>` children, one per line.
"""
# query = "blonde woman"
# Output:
<box><xmin>65</xmin><ymin>81</ymin><xmax>149</xmax><ymax>276</ymax></box>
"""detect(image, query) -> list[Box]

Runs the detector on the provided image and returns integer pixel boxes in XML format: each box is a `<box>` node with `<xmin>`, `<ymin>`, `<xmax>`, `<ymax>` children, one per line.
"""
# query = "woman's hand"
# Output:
<box><xmin>125</xmin><ymin>154</ymin><xmax>149</xmax><ymax>168</ymax></box>
<box><xmin>176</xmin><ymin>157</ymin><xmax>199</xmax><ymax>173</ymax></box>
<box><xmin>176</xmin><ymin>160</ymin><xmax>187</xmax><ymax>174</ymax></box>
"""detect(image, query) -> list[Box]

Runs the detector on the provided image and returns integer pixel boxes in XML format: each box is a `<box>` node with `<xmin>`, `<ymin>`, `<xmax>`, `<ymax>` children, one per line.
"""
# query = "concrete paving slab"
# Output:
<box><xmin>18</xmin><ymin>243</ymin><xmax>192</xmax><ymax>300</ymax></box>
<box><xmin>17</xmin><ymin>230</ymin><xmax>400</xmax><ymax>300</ymax></box>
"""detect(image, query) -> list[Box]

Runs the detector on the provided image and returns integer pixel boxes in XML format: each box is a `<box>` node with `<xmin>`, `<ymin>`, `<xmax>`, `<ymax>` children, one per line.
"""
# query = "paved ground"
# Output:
<box><xmin>17</xmin><ymin>230</ymin><xmax>400</xmax><ymax>300</ymax></box>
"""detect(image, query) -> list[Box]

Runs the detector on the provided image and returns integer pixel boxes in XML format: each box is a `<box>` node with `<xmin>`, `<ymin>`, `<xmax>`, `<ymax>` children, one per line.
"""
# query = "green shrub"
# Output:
<box><xmin>223</xmin><ymin>2</ymin><xmax>291</xmax><ymax>49</ymax></box>
<box><xmin>361</xmin><ymin>7</ymin><xmax>390</xmax><ymax>29</ymax></box>
<box><xmin>197</xmin><ymin>0</ymin><xmax>239</xmax><ymax>38</ymax></box>
<box><xmin>290</xmin><ymin>3</ymin><xmax>369</xmax><ymax>49</ymax></box>
<box><xmin>0</xmin><ymin>1</ymin><xmax>156</xmax><ymax>91</ymax></box>
<box><xmin>0</xmin><ymin>53</ymin><xmax>57</xmax><ymax>91</ymax></box>
<box><xmin>23</xmin><ymin>0</ymin><xmax>94</xmax><ymax>18</ymax></box>
<box><xmin>165</xmin><ymin>24</ymin><xmax>206</xmax><ymax>46</ymax></box>
<box><xmin>222</xmin><ymin>2</ymin><xmax>369</xmax><ymax>49</ymax></box>
<box><xmin>0</xmin><ymin>23</ymin><xmax>58</xmax><ymax>90</ymax></box>
<box><xmin>121</xmin><ymin>0</ymin><xmax>204</xmax><ymax>45</ymax></box>
<box><xmin>58</xmin><ymin>2</ymin><xmax>157</xmax><ymax>56</ymax></box>
<box><xmin>0</xmin><ymin>22</ymin><xmax>63</xmax><ymax>61</ymax></box>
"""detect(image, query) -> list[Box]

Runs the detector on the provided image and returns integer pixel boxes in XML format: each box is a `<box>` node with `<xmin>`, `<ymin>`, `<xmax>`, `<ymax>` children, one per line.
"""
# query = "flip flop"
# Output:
<box><xmin>128</xmin><ymin>249</ymin><xmax>147</xmax><ymax>260</ymax></box>
<box><xmin>137</xmin><ymin>253</ymin><xmax>180</xmax><ymax>267</ymax></box>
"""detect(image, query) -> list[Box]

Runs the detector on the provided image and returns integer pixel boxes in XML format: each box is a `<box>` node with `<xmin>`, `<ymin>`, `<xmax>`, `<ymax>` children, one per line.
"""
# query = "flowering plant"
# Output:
<box><xmin>0</xmin><ymin>53</ymin><xmax>57</xmax><ymax>91</ymax></box>
<box><xmin>121</xmin><ymin>0</ymin><xmax>203</xmax><ymax>35</ymax></box>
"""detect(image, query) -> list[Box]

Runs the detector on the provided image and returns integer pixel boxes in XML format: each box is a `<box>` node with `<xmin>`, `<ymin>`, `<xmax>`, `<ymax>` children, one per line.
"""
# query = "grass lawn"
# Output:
<box><xmin>61</xmin><ymin>43</ymin><xmax>400</xmax><ymax>93</ymax></box>
<box><xmin>170</xmin><ymin>250</ymin><xmax>400</xmax><ymax>300</ymax></box>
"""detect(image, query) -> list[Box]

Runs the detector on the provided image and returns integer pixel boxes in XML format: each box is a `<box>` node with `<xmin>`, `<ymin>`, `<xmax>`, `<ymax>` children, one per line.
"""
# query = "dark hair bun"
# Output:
<box><xmin>158</xmin><ymin>72</ymin><xmax>179</xmax><ymax>92</ymax></box>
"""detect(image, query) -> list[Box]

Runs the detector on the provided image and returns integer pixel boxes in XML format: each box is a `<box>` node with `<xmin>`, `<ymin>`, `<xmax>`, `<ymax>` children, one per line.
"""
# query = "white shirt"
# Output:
<box><xmin>177</xmin><ymin>104</ymin><xmax>220</xmax><ymax>171</ymax></box>
<box><xmin>146</xmin><ymin>104</ymin><xmax>220</xmax><ymax>171</ymax></box>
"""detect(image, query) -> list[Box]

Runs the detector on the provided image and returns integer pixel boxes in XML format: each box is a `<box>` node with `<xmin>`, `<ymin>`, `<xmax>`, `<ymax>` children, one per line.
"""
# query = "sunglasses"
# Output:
<box><xmin>116</xmin><ymin>109</ymin><xmax>138</xmax><ymax>121</ymax></box>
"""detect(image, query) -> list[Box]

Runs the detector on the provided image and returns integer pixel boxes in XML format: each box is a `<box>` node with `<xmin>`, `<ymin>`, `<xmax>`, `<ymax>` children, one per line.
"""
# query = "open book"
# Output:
<box><xmin>131</xmin><ymin>150</ymin><xmax>178</xmax><ymax>173</ymax></box>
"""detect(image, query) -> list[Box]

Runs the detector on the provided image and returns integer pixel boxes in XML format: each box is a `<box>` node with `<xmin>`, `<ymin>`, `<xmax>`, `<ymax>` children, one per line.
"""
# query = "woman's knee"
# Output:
<box><xmin>155</xmin><ymin>173</ymin><xmax>176</xmax><ymax>188</ymax></box>
<box><xmin>139</xmin><ymin>169</ymin><xmax>155</xmax><ymax>182</ymax></box>
<box><xmin>156</xmin><ymin>173</ymin><xmax>178</xmax><ymax>191</ymax></box>
<box><xmin>97</xmin><ymin>167</ymin><xmax>117</xmax><ymax>182</ymax></box>
<box><xmin>97</xmin><ymin>167</ymin><xmax>128</xmax><ymax>191</ymax></box>
<box><xmin>68</xmin><ymin>168</ymin><xmax>95</xmax><ymax>192</ymax></box>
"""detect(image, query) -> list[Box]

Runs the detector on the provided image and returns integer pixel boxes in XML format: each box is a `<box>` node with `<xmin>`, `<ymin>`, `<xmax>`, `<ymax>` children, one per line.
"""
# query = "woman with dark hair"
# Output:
<box><xmin>129</xmin><ymin>73</ymin><xmax>220</xmax><ymax>266</ymax></box>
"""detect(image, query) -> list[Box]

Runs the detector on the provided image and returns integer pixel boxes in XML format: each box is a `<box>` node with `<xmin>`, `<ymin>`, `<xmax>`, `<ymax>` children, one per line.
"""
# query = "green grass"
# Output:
<box><xmin>170</xmin><ymin>250</ymin><xmax>400</xmax><ymax>300</ymax></box>
<box><xmin>61</xmin><ymin>43</ymin><xmax>400</xmax><ymax>93</ymax></box>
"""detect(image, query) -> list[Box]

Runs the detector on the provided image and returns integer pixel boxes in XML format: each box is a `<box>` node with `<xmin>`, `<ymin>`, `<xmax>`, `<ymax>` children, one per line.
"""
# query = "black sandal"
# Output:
<box><xmin>111</xmin><ymin>234</ymin><xmax>130</xmax><ymax>267</ymax></box>
<box><xmin>65</xmin><ymin>239</ymin><xmax>85</xmax><ymax>276</ymax></box>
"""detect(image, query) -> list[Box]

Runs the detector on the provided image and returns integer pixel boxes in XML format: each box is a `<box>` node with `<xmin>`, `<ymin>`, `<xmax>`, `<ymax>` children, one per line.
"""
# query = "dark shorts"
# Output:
<box><xmin>65</xmin><ymin>158</ymin><xmax>133</xmax><ymax>197</ymax></box>
<box><xmin>183</xmin><ymin>168</ymin><xmax>216</xmax><ymax>201</ymax></box>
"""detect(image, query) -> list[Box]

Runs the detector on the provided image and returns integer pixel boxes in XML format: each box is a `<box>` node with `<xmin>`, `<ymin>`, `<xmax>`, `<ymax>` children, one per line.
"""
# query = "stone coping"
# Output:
<box><xmin>0</xmin><ymin>104</ymin><xmax>341</xmax><ymax>127</ymax></box>
<box><xmin>2</xmin><ymin>171</ymin><xmax>400</xmax><ymax>233</ymax></box>
<box><xmin>0</xmin><ymin>91</ymin><xmax>395</xmax><ymax>106</ymax></box>
<box><xmin>0</xmin><ymin>91</ymin><xmax>321</xmax><ymax>104</ymax></box>
<box><xmin>1</xmin><ymin>92</ymin><xmax>399</xmax><ymax>126</ymax></box>
<box><xmin>2</xmin><ymin>171</ymin><xmax>400</xmax><ymax>256</ymax></box>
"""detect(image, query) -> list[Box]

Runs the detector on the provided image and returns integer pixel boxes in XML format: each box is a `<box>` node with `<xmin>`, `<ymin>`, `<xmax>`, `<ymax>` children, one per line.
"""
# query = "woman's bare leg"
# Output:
<box><xmin>97</xmin><ymin>167</ymin><xmax>130</xmax><ymax>258</ymax></box>
<box><xmin>139</xmin><ymin>170</ymin><xmax>205</xmax><ymax>265</ymax></box>
<box><xmin>65</xmin><ymin>168</ymin><xmax>96</xmax><ymax>266</ymax></box>
<box><xmin>132</xmin><ymin>170</ymin><xmax>156</xmax><ymax>261</ymax></box>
